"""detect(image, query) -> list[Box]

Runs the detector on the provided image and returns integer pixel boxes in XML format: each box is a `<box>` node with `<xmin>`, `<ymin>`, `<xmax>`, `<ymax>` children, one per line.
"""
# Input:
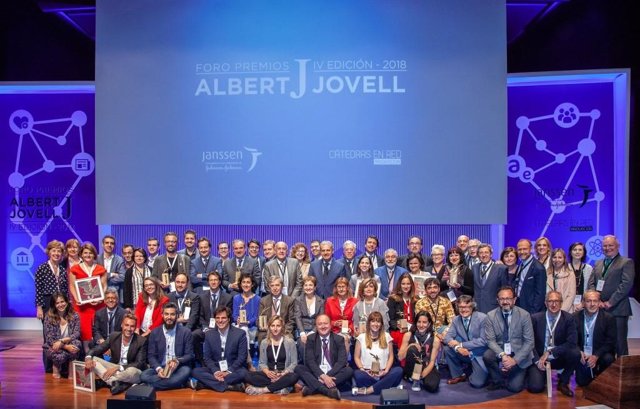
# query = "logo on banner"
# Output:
<box><xmin>7</xmin><ymin>108</ymin><xmax>94</xmax><ymax>277</ymax></box>
<box><xmin>201</xmin><ymin>146</ymin><xmax>262</xmax><ymax>172</ymax></box>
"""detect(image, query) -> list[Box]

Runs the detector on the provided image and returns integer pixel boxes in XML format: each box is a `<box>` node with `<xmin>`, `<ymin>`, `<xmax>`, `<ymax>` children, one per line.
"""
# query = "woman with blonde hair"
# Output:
<box><xmin>244</xmin><ymin>315</ymin><xmax>299</xmax><ymax>395</ymax></box>
<box><xmin>535</xmin><ymin>236</ymin><xmax>553</xmax><ymax>269</ymax></box>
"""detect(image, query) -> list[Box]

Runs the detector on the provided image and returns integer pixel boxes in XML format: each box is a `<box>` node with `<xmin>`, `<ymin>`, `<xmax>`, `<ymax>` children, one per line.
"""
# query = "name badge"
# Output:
<box><xmin>209</xmin><ymin>318</ymin><xmax>215</xmax><ymax>328</ymax></box>
<box><xmin>573</xmin><ymin>295</ymin><xmax>582</xmax><ymax>304</ymax></box>
<box><xmin>447</xmin><ymin>290</ymin><xmax>457</xmax><ymax>302</ymax></box>
<box><xmin>319</xmin><ymin>364</ymin><xmax>329</xmax><ymax>374</ymax></box>
<box><xmin>504</xmin><ymin>343</ymin><xmax>512</xmax><ymax>355</ymax></box>
<box><xmin>596</xmin><ymin>280</ymin><xmax>605</xmax><ymax>291</ymax></box>
<box><xmin>584</xmin><ymin>346</ymin><xmax>593</xmax><ymax>356</ymax></box>
<box><xmin>182</xmin><ymin>306</ymin><xmax>191</xmax><ymax>320</ymax></box>
<box><xmin>169</xmin><ymin>282</ymin><xmax>176</xmax><ymax>293</ymax></box>
<box><xmin>202</xmin><ymin>286</ymin><xmax>210</xmax><ymax>291</ymax></box>
<box><xmin>219</xmin><ymin>360</ymin><xmax>228</xmax><ymax>372</ymax></box>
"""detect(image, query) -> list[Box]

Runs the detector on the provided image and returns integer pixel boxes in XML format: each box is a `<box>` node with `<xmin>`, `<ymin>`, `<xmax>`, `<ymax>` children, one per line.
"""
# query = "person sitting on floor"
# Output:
<box><xmin>43</xmin><ymin>292</ymin><xmax>81</xmax><ymax>379</ymax></box>
<box><xmin>397</xmin><ymin>310</ymin><xmax>441</xmax><ymax>393</ymax></box>
<box><xmin>140</xmin><ymin>302</ymin><xmax>193</xmax><ymax>390</ymax></box>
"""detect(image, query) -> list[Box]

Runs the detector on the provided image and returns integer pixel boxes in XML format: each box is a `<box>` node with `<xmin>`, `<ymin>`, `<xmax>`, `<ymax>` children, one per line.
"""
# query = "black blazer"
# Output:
<box><xmin>304</xmin><ymin>331</ymin><xmax>349</xmax><ymax>378</ymax></box>
<box><xmin>92</xmin><ymin>305</ymin><xmax>126</xmax><ymax>345</ymax></box>
<box><xmin>530</xmin><ymin>310</ymin><xmax>578</xmax><ymax>360</ymax></box>
<box><xmin>168</xmin><ymin>290</ymin><xmax>201</xmax><ymax>330</ymax></box>
<box><xmin>198</xmin><ymin>289</ymin><xmax>233</xmax><ymax>329</ymax></box>
<box><xmin>574</xmin><ymin>308</ymin><xmax>617</xmax><ymax>359</ymax></box>
<box><xmin>88</xmin><ymin>331</ymin><xmax>148</xmax><ymax>370</ymax></box>
<box><xmin>387</xmin><ymin>296</ymin><xmax>416</xmax><ymax>331</ymax></box>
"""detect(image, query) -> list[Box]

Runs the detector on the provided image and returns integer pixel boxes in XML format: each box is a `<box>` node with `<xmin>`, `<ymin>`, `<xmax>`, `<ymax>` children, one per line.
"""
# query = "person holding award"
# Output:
<box><xmin>69</xmin><ymin>242</ymin><xmax>108</xmax><ymax>354</ymax></box>
<box><xmin>397</xmin><ymin>311</ymin><xmax>441</xmax><ymax>392</ymax></box>
<box><xmin>352</xmin><ymin>311</ymin><xmax>403</xmax><ymax>395</ymax></box>
<box><xmin>140</xmin><ymin>302</ymin><xmax>193</xmax><ymax>390</ymax></box>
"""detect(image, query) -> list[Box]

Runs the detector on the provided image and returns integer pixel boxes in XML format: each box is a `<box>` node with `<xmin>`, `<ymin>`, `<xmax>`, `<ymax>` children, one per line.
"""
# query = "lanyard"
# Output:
<box><xmin>403</xmin><ymin>298</ymin><xmax>412</xmax><ymax>320</ymax></box>
<box><xmin>414</xmin><ymin>332</ymin><xmax>431</xmax><ymax>348</ymax></box>
<box><xmin>271</xmin><ymin>340</ymin><xmax>283</xmax><ymax>369</ymax></box>
<box><xmin>429</xmin><ymin>298</ymin><xmax>440</xmax><ymax>320</ymax></box>
<box><xmin>584</xmin><ymin>312</ymin><xmax>597</xmax><ymax>340</ymax></box>
<box><xmin>546</xmin><ymin>313</ymin><xmax>561</xmax><ymax>347</ymax></box>
<box><xmin>167</xmin><ymin>256</ymin><xmax>177</xmax><ymax>271</ymax></box>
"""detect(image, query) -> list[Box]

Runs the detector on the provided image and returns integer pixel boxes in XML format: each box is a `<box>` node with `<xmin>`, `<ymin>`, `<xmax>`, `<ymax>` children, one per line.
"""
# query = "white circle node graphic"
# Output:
<box><xmin>554</xmin><ymin>103</ymin><xmax>580</xmax><ymax>128</ymax></box>
<box><xmin>550</xmin><ymin>199</ymin><xmax>566</xmax><ymax>214</ymax></box>
<box><xmin>519</xmin><ymin>167</ymin><xmax>534</xmax><ymax>183</ymax></box>
<box><xmin>594</xmin><ymin>191</ymin><xmax>605</xmax><ymax>202</ymax></box>
<box><xmin>535</xmin><ymin>140</ymin><xmax>547</xmax><ymax>151</ymax></box>
<box><xmin>555</xmin><ymin>153</ymin><xmax>566</xmax><ymax>164</ymax></box>
<box><xmin>516</xmin><ymin>116</ymin><xmax>530</xmax><ymax>130</ymax></box>
<box><xmin>43</xmin><ymin>160</ymin><xmax>55</xmax><ymax>173</ymax></box>
<box><xmin>71</xmin><ymin>111</ymin><xmax>87</xmax><ymax>126</ymax></box>
<box><xmin>578</xmin><ymin>138</ymin><xmax>596</xmax><ymax>156</ymax></box>
<box><xmin>8</xmin><ymin>172</ymin><xmax>25</xmax><ymax>188</ymax></box>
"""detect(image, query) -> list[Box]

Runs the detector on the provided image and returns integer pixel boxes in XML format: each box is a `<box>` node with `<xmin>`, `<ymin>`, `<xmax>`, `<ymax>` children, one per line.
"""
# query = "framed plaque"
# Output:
<box><xmin>74</xmin><ymin>276</ymin><xmax>105</xmax><ymax>305</ymax></box>
<box><xmin>72</xmin><ymin>360</ymin><xmax>95</xmax><ymax>392</ymax></box>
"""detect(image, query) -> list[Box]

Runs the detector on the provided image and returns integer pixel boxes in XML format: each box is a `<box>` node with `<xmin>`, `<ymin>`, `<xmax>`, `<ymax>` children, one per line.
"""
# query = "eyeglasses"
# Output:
<box><xmin>546</xmin><ymin>300</ymin><xmax>562</xmax><ymax>304</ymax></box>
<box><xmin>497</xmin><ymin>297</ymin><xmax>514</xmax><ymax>302</ymax></box>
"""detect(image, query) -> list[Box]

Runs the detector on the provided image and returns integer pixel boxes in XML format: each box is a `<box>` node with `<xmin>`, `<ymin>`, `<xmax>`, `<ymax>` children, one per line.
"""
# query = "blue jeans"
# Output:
<box><xmin>140</xmin><ymin>365</ymin><xmax>192</xmax><ymax>390</ymax></box>
<box><xmin>353</xmin><ymin>367</ymin><xmax>403</xmax><ymax>394</ymax></box>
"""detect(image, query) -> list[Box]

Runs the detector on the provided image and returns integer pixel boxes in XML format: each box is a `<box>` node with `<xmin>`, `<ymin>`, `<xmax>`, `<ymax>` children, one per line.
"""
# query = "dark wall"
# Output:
<box><xmin>0</xmin><ymin>0</ymin><xmax>94</xmax><ymax>81</ymax></box>
<box><xmin>508</xmin><ymin>0</ymin><xmax>639</xmax><ymax>297</ymax></box>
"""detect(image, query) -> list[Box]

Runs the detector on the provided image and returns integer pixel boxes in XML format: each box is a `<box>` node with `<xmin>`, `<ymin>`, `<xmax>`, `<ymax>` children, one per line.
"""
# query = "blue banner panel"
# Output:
<box><xmin>0</xmin><ymin>84</ymin><xmax>98</xmax><ymax>317</ymax></box>
<box><xmin>505</xmin><ymin>73</ymin><xmax>628</xmax><ymax>262</ymax></box>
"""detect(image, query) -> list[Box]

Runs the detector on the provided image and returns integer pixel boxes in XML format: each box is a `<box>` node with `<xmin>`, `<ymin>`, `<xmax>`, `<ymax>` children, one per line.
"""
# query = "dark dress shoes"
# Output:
<box><xmin>557</xmin><ymin>383</ymin><xmax>574</xmax><ymax>397</ymax></box>
<box><xmin>447</xmin><ymin>374</ymin><xmax>468</xmax><ymax>385</ymax></box>
<box><xmin>110</xmin><ymin>381</ymin><xmax>131</xmax><ymax>395</ymax></box>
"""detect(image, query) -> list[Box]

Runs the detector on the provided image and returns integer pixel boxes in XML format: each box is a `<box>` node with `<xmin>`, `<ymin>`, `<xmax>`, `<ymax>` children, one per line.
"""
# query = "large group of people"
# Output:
<box><xmin>34</xmin><ymin>232</ymin><xmax>634</xmax><ymax>400</ymax></box>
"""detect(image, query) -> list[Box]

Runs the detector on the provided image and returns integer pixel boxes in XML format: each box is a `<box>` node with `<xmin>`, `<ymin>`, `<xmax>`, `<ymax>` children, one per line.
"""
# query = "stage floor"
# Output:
<box><xmin>1</xmin><ymin>330</ymin><xmax>637</xmax><ymax>409</ymax></box>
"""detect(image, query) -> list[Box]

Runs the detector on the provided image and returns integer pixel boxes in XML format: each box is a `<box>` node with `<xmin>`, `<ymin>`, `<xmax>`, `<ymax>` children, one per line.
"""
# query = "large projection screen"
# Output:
<box><xmin>96</xmin><ymin>0</ymin><xmax>507</xmax><ymax>225</ymax></box>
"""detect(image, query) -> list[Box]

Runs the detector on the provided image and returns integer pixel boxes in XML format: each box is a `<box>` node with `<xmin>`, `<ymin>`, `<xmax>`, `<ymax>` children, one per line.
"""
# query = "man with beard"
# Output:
<box><xmin>152</xmin><ymin>232</ymin><xmax>191</xmax><ymax>290</ymax></box>
<box><xmin>168</xmin><ymin>273</ymin><xmax>201</xmax><ymax>331</ymax></box>
<box><xmin>140</xmin><ymin>302</ymin><xmax>193</xmax><ymax>390</ymax></box>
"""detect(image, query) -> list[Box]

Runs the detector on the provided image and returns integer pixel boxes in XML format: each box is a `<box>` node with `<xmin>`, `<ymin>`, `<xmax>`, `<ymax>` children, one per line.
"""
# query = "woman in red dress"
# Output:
<box><xmin>324</xmin><ymin>277</ymin><xmax>358</xmax><ymax>352</ymax></box>
<box><xmin>68</xmin><ymin>242</ymin><xmax>107</xmax><ymax>354</ymax></box>
<box><xmin>134</xmin><ymin>276</ymin><xmax>168</xmax><ymax>337</ymax></box>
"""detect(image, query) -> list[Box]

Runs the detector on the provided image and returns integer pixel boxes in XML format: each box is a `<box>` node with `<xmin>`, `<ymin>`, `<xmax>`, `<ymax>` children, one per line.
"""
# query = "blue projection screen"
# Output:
<box><xmin>96</xmin><ymin>0</ymin><xmax>507</xmax><ymax>225</ymax></box>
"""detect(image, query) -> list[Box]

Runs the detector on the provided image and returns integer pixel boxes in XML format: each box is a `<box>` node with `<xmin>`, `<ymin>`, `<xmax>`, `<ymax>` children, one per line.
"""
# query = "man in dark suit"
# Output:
<box><xmin>177</xmin><ymin>229</ymin><xmax>198</xmax><ymax>261</ymax></box>
<box><xmin>444</xmin><ymin>295</ymin><xmax>489</xmax><ymax>387</ymax></box>
<box><xmin>363</xmin><ymin>235</ymin><xmax>383</xmax><ymax>269</ymax></box>
<box><xmin>256</xmin><ymin>276</ymin><xmax>295</xmax><ymax>344</ymax></box>
<box><xmin>473</xmin><ymin>244</ymin><xmax>508</xmax><ymax>313</ymax></box>
<box><xmin>97</xmin><ymin>235</ymin><xmax>126</xmax><ymax>300</ymax></box>
<box><xmin>263</xmin><ymin>241</ymin><xmax>303</xmax><ymax>298</ymax></box>
<box><xmin>588</xmin><ymin>234</ymin><xmax>635</xmax><ymax>356</ymax></box>
<box><xmin>222</xmin><ymin>239</ymin><xmax>261</xmax><ymax>293</ymax></box>
<box><xmin>341</xmin><ymin>240</ymin><xmax>358</xmax><ymax>277</ymax></box>
<box><xmin>397</xmin><ymin>235</ymin><xmax>433</xmax><ymax>269</ymax></box>
<box><xmin>483</xmin><ymin>286</ymin><xmax>534</xmax><ymax>393</ymax></box>
<box><xmin>192</xmin><ymin>272</ymin><xmax>233</xmax><ymax>366</ymax></box>
<box><xmin>308</xmin><ymin>241</ymin><xmax>347</xmax><ymax>299</ymax></box>
<box><xmin>295</xmin><ymin>314</ymin><xmax>353</xmax><ymax>400</ymax></box>
<box><xmin>92</xmin><ymin>288</ymin><xmax>125</xmax><ymax>348</ymax></box>
<box><xmin>152</xmin><ymin>232</ymin><xmax>191</xmax><ymax>290</ymax></box>
<box><xmin>168</xmin><ymin>273</ymin><xmax>201</xmax><ymax>331</ymax></box>
<box><xmin>191</xmin><ymin>306</ymin><xmax>248</xmax><ymax>392</ymax></box>
<box><xmin>189</xmin><ymin>237</ymin><xmax>222</xmax><ymax>293</ymax></box>
<box><xmin>514</xmin><ymin>239</ymin><xmax>547</xmax><ymax>314</ymax></box>
<box><xmin>374</xmin><ymin>248</ymin><xmax>408</xmax><ymax>300</ymax></box>
<box><xmin>140</xmin><ymin>302</ymin><xmax>193</xmax><ymax>390</ymax></box>
<box><xmin>527</xmin><ymin>291</ymin><xmax>581</xmax><ymax>397</ymax></box>
<box><xmin>85</xmin><ymin>313</ymin><xmax>148</xmax><ymax>395</ymax></box>
<box><xmin>574</xmin><ymin>289</ymin><xmax>617</xmax><ymax>386</ymax></box>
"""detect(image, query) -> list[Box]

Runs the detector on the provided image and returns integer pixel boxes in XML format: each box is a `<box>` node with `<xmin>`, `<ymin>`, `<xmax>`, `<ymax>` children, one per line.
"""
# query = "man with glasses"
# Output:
<box><xmin>92</xmin><ymin>289</ymin><xmax>125</xmax><ymax>349</ymax></box>
<box><xmin>191</xmin><ymin>306</ymin><xmax>248</xmax><ymax>392</ymax></box>
<box><xmin>574</xmin><ymin>290</ymin><xmax>617</xmax><ymax>386</ymax></box>
<box><xmin>398</xmin><ymin>235</ymin><xmax>433</xmax><ymax>270</ymax></box>
<box><xmin>152</xmin><ymin>232</ymin><xmax>191</xmax><ymax>290</ymax></box>
<box><xmin>444</xmin><ymin>295</ymin><xmax>489</xmax><ymax>387</ymax></box>
<box><xmin>482</xmin><ymin>286</ymin><xmax>534</xmax><ymax>392</ymax></box>
<box><xmin>527</xmin><ymin>291</ymin><xmax>581</xmax><ymax>397</ymax></box>
<box><xmin>587</xmin><ymin>234</ymin><xmax>635</xmax><ymax>356</ymax></box>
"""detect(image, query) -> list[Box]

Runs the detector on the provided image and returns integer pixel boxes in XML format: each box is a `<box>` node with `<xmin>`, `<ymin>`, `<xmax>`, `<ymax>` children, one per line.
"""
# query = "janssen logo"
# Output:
<box><xmin>201</xmin><ymin>147</ymin><xmax>262</xmax><ymax>173</ymax></box>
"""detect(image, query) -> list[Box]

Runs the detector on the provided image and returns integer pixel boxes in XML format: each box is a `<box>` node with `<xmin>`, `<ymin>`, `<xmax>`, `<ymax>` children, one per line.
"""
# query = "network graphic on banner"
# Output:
<box><xmin>507</xmin><ymin>102</ymin><xmax>605</xmax><ymax>262</ymax></box>
<box><xmin>7</xmin><ymin>109</ymin><xmax>94</xmax><ymax>280</ymax></box>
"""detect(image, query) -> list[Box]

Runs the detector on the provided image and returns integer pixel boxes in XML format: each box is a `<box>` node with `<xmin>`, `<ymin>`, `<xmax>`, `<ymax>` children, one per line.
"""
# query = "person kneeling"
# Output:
<box><xmin>398</xmin><ymin>311</ymin><xmax>441</xmax><ymax>393</ymax></box>
<box><xmin>352</xmin><ymin>311</ymin><xmax>403</xmax><ymax>395</ymax></box>
<box><xmin>140</xmin><ymin>302</ymin><xmax>193</xmax><ymax>390</ymax></box>
<box><xmin>244</xmin><ymin>315</ymin><xmax>299</xmax><ymax>395</ymax></box>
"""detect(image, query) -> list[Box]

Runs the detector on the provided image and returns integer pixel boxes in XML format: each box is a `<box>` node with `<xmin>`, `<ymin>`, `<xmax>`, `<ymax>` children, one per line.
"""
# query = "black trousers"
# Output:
<box><xmin>244</xmin><ymin>371</ymin><xmax>299</xmax><ymax>392</ymax></box>
<box><xmin>294</xmin><ymin>364</ymin><xmax>353</xmax><ymax>394</ymax></box>
<box><xmin>403</xmin><ymin>345</ymin><xmax>440</xmax><ymax>392</ymax></box>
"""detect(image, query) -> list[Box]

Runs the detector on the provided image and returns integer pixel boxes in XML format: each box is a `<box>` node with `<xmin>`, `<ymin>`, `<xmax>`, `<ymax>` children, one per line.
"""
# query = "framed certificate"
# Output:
<box><xmin>72</xmin><ymin>360</ymin><xmax>95</xmax><ymax>392</ymax></box>
<box><xmin>74</xmin><ymin>276</ymin><xmax>104</xmax><ymax>305</ymax></box>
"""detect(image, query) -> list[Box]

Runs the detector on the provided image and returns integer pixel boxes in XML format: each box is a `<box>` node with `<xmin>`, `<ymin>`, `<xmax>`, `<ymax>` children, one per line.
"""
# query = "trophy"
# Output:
<box><xmin>239</xmin><ymin>309</ymin><xmax>247</xmax><ymax>324</ymax></box>
<box><xmin>370</xmin><ymin>353</ymin><xmax>381</xmax><ymax>375</ymax></box>
<box><xmin>411</xmin><ymin>353</ymin><xmax>423</xmax><ymax>380</ymax></box>
<box><xmin>398</xmin><ymin>318</ymin><xmax>408</xmax><ymax>333</ymax></box>
<box><xmin>341</xmin><ymin>319</ymin><xmax>349</xmax><ymax>334</ymax></box>
<box><xmin>449</xmin><ymin>267</ymin><xmax>459</xmax><ymax>286</ymax></box>
<box><xmin>259</xmin><ymin>315</ymin><xmax>268</xmax><ymax>330</ymax></box>
<box><xmin>161</xmin><ymin>272</ymin><xmax>170</xmax><ymax>286</ymax></box>
<box><xmin>358</xmin><ymin>318</ymin><xmax>366</xmax><ymax>334</ymax></box>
